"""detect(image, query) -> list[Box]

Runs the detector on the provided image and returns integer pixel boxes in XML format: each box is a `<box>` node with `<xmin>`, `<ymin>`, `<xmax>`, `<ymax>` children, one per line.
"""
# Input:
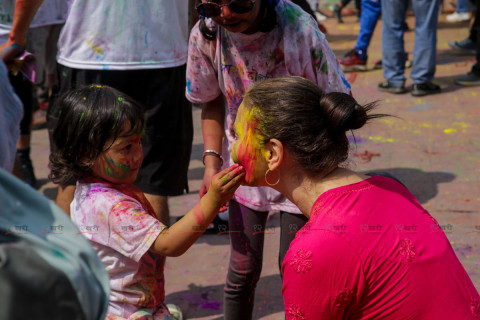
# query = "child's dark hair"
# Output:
<box><xmin>199</xmin><ymin>0</ymin><xmax>278</xmax><ymax>40</ymax></box>
<box><xmin>243</xmin><ymin>76</ymin><xmax>387</xmax><ymax>176</ymax></box>
<box><xmin>49</xmin><ymin>85</ymin><xmax>144</xmax><ymax>186</ymax></box>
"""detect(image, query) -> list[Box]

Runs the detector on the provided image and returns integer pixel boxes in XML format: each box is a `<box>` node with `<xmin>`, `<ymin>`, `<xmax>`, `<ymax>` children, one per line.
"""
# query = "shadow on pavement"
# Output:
<box><xmin>166</xmin><ymin>273</ymin><xmax>284</xmax><ymax>319</ymax></box>
<box><xmin>362</xmin><ymin>167</ymin><xmax>456</xmax><ymax>204</ymax></box>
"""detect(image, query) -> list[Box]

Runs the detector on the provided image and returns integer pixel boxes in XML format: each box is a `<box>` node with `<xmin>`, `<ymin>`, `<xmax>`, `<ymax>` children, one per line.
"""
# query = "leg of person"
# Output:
<box><xmin>341</xmin><ymin>0</ymin><xmax>381</xmax><ymax>71</ymax></box>
<box><xmin>224</xmin><ymin>200</ymin><xmax>268</xmax><ymax>320</ymax></box>
<box><xmin>355</xmin><ymin>0</ymin><xmax>362</xmax><ymax>18</ymax></box>
<box><xmin>446</xmin><ymin>0</ymin><xmax>471</xmax><ymax>21</ymax></box>
<box><xmin>9</xmin><ymin>72</ymin><xmax>36</xmax><ymax>187</ymax></box>
<box><xmin>334</xmin><ymin>0</ymin><xmax>351</xmax><ymax>22</ymax></box>
<box><xmin>26</xmin><ymin>27</ymin><xmax>48</xmax><ymax>127</ymax></box>
<box><xmin>409</xmin><ymin>0</ymin><xmax>442</xmax><ymax>96</ymax></box>
<box><xmin>379</xmin><ymin>0</ymin><xmax>408</xmax><ymax>93</ymax></box>
<box><xmin>278</xmin><ymin>211</ymin><xmax>308</xmax><ymax>277</ymax></box>
<box><xmin>356</xmin><ymin>0</ymin><xmax>381</xmax><ymax>55</ymax></box>
<box><xmin>448</xmin><ymin>16</ymin><xmax>477</xmax><ymax>52</ymax></box>
<box><xmin>44</xmin><ymin>24</ymin><xmax>63</xmax><ymax>97</ymax></box>
<box><xmin>455</xmin><ymin>0</ymin><xmax>480</xmax><ymax>85</ymax></box>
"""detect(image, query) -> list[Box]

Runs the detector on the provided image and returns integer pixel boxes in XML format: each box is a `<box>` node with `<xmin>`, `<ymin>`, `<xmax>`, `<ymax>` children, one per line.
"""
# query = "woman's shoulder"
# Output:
<box><xmin>275</xmin><ymin>0</ymin><xmax>323</xmax><ymax>38</ymax></box>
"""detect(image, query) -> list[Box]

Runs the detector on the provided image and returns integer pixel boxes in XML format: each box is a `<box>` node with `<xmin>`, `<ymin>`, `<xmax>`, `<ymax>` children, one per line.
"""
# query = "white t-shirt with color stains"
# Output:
<box><xmin>71</xmin><ymin>182</ymin><xmax>169</xmax><ymax>319</ymax></box>
<box><xmin>57</xmin><ymin>0</ymin><xmax>188</xmax><ymax>70</ymax></box>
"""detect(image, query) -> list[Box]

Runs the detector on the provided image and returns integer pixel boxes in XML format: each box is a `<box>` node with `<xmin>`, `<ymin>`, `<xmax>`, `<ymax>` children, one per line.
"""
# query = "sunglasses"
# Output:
<box><xmin>196</xmin><ymin>0</ymin><xmax>257</xmax><ymax>18</ymax></box>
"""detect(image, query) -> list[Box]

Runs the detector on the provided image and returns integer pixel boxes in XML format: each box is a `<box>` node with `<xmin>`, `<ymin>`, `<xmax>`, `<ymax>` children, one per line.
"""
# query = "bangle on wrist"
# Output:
<box><xmin>202</xmin><ymin>149</ymin><xmax>224</xmax><ymax>167</ymax></box>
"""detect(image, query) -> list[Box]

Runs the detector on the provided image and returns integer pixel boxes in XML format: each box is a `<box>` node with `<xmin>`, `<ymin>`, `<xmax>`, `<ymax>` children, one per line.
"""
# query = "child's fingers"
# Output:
<box><xmin>217</xmin><ymin>163</ymin><xmax>242</xmax><ymax>180</ymax></box>
<box><xmin>225</xmin><ymin>172</ymin><xmax>245</xmax><ymax>191</ymax></box>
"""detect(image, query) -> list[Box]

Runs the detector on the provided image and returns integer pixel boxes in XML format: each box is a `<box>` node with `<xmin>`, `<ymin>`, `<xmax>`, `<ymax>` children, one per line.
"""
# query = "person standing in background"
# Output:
<box><xmin>379</xmin><ymin>0</ymin><xmax>441</xmax><ymax>96</ymax></box>
<box><xmin>48</xmin><ymin>0</ymin><xmax>193</xmax><ymax>229</ymax></box>
<box><xmin>0</xmin><ymin>0</ymin><xmax>45</xmax><ymax>187</ymax></box>
<box><xmin>454</xmin><ymin>0</ymin><xmax>480</xmax><ymax>86</ymax></box>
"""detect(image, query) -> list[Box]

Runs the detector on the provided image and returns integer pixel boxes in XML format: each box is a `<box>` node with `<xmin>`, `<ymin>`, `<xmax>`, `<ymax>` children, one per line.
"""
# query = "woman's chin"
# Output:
<box><xmin>241</xmin><ymin>178</ymin><xmax>262</xmax><ymax>187</ymax></box>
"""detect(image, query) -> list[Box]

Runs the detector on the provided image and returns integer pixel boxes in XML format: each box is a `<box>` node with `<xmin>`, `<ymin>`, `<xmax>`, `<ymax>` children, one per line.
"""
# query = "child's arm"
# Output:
<box><xmin>150</xmin><ymin>164</ymin><xmax>244</xmax><ymax>257</ymax></box>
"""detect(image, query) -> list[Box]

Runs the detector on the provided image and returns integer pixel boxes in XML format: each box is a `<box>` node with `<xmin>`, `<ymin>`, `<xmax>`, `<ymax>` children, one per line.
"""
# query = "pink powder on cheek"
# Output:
<box><xmin>238</xmin><ymin>121</ymin><xmax>261</xmax><ymax>183</ymax></box>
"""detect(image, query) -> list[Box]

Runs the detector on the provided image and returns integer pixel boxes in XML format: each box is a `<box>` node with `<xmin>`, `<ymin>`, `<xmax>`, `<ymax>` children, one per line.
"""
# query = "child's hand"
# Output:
<box><xmin>207</xmin><ymin>164</ymin><xmax>245</xmax><ymax>211</ymax></box>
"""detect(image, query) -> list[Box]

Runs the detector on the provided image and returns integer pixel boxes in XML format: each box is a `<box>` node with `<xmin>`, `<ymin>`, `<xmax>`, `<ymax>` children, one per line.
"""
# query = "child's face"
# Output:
<box><xmin>231</xmin><ymin>101</ymin><xmax>268</xmax><ymax>186</ymax></box>
<box><xmin>91</xmin><ymin>124</ymin><xmax>143</xmax><ymax>184</ymax></box>
<box><xmin>201</xmin><ymin>0</ymin><xmax>262</xmax><ymax>34</ymax></box>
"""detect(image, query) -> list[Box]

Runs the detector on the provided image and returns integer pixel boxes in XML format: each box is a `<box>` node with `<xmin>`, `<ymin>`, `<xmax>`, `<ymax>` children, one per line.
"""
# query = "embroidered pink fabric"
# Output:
<box><xmin>282</xmin><ymin>175</ymin><xmax>480</xmax><ymax>319</ymax></box>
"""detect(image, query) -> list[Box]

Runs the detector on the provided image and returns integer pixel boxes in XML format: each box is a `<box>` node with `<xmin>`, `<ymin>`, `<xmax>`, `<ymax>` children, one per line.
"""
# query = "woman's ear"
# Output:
<box><xmin>265</xmin><ymin>138</ymin><xmax>283</xmax><ymax>171</ymax></box>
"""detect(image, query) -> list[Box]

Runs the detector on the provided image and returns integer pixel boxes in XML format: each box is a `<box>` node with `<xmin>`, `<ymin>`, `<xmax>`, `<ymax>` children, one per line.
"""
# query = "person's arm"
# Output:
<box><xmin>199</xmin><ymin>95</ymin><xmax>225</xmax><ymax>198</ymax></box>
<box><xmin>0</xmin><ymin>0</ymin><xmax>44</xmax><ymax>63</ymax></box>
<box><xmin>150</xmin><ymin>164</ymin><xmax>244</xmax><ymax>257</ymax></box>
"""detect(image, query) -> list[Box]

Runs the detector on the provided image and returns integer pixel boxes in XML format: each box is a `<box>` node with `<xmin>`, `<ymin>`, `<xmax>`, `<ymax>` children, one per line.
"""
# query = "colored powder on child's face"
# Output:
<box><xmin>231</xmin><ymin>102</ymin><xmax>266</xmax><ymax>185</ymax></box>
<box><xmin>104</xmin><ymin>156</ymin><xmax>131</xmax><ymax>179</ymax></box>
<box><xmin>91</xmin><ymin>126</ymin><xmax>143</xmax><ymax>184</ymax></box>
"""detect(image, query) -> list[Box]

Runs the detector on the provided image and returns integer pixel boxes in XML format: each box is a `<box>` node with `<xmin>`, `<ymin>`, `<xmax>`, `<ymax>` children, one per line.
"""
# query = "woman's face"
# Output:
<box><xmin>231</xmin><ymin>101</ymin><xmax>268</xmax><ymax>186</ymax></box>
<box><xmin>199</xmin><ymin>0</ymin><xmax>262</xmax><ymax>34</ymax></box>
<box><xmin>91</xmin><ymin>123</ymin><xmax>143</xmax><ymax>184</ymax></box>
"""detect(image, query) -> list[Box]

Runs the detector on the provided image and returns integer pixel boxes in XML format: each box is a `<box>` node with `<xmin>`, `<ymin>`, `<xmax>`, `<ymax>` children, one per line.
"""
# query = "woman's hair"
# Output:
<box><xmin>243</xmin><ymin>76</ymin><xmax>387</xmax><ymax>176</ymax></box>
<box><xmin>199</xmin><ymin>0</ymin><xmax>278</xmax><ymax>40</ymax></box>
<box><xmin>49</xmin><ymin>85</ymin><xmax>144</xmax><ymax>185</ymax></box>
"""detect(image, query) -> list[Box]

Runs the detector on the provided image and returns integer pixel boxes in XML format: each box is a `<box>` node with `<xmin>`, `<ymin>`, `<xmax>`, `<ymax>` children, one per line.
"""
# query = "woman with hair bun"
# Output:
<box><xmin>233</xmin><ymin>76</ymin><xmax>480</xmax><ymax>319</ymax></box>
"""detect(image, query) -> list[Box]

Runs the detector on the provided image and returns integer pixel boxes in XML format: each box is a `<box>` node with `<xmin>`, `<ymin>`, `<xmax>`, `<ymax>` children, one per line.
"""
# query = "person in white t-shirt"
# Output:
<box><xmin>48</xmin><ymin>0</ymin><xmax>193</xmax><ymax>232</ymax></box>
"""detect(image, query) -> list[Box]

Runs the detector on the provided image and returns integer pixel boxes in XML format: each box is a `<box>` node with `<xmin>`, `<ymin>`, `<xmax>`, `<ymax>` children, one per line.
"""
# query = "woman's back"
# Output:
<box><xmin>282</xmin><ymin>175</ymin><xmax>480</xmax><ymax>319</ymax></box>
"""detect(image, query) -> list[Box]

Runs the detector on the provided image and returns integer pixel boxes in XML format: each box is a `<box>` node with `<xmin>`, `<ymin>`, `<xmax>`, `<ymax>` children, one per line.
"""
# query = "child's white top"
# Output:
<box><xmin>186</xmin><ymin>0</ymin><xmax>351</xmax><ymax>213</ymax></box>
<box><xmin>71</xmin><ymin>182</ymin><xmax>169</xmax><ymax>319</ymax></box>
<box><xmin>56</xmin><ymin>0</ymin><xmax>189</xmax><ymax>70</ymax></box>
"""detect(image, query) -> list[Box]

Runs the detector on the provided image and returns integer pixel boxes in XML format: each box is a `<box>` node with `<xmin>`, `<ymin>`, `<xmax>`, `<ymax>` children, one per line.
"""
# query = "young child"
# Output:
<box><xmin>186</xmin><ymin>0</ymin><xmax>351</xmax><ymax>318</ymax></box>
<box><xmin>49</xmin><ymin>85</ymin><xmax>245</xmax><ymax>319</ymax></box>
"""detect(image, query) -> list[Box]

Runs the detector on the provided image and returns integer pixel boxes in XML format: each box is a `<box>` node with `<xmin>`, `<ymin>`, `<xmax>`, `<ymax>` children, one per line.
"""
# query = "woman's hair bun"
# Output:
<box><xmin>319</xmin><ymin>92</ymin><xmax>372</xmax><ymax>133</ymax></box>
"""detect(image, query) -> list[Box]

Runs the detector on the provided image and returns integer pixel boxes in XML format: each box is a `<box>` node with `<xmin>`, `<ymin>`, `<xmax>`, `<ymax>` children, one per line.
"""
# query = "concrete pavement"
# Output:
<box><xmin>29</xmin><ymin>12</ymin><xmax>480</xmax><ymax>319</ymax></box>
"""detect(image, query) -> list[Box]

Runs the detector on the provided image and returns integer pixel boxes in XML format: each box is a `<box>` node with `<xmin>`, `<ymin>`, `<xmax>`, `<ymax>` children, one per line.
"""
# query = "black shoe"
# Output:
<box><xmin>17</xmin><ymin>148</ymin><xmax>37</xmax><ymax>188</ymax></box>
<box><xmin>448</xmin><ymin>38</ymin><xmax>476</xmax><ymax>53</ymax></box>
<box><xmin>378</xmin><ymin>81</ymin><xmax>407</xmax><ymax>94</ymax></box>
<box><xmin>411</xmin><ymin>82</ymin><xmax>441</xmax><ymax>96</ymax></box>
<box><xmin>454</xmin><ymin>72</ymin><xmax>480</xmax><ymax>86</ymax></box>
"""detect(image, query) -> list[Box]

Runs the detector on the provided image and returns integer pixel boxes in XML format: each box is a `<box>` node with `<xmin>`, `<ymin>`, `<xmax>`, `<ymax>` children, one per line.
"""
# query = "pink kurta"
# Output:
<box><xmin>282</xmin><ymin>175</ymin><xmax>480</xmax><ymax>319</ymax></box>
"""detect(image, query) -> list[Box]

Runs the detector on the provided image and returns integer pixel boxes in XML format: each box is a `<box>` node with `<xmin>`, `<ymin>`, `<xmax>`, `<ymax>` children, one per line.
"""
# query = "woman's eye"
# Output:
<box><xmin>123</xmin><ymin>144</ymin><xmax>133</xmax><ymax>151</ymax></box>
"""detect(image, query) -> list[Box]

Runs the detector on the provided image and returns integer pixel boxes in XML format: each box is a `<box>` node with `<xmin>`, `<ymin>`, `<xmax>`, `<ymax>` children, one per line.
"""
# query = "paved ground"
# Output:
<box><xmin>30</xmin><ymin>12</ymin><xmax>479</xmax><ymax>320</ymax></box>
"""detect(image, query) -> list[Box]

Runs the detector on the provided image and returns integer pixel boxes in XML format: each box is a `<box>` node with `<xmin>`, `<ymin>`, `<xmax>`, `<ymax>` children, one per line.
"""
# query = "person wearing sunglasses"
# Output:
<box><xmin>186</xmin><ymin>0</ymin><xmax>351</xmax><ymax>319</ymax></box>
